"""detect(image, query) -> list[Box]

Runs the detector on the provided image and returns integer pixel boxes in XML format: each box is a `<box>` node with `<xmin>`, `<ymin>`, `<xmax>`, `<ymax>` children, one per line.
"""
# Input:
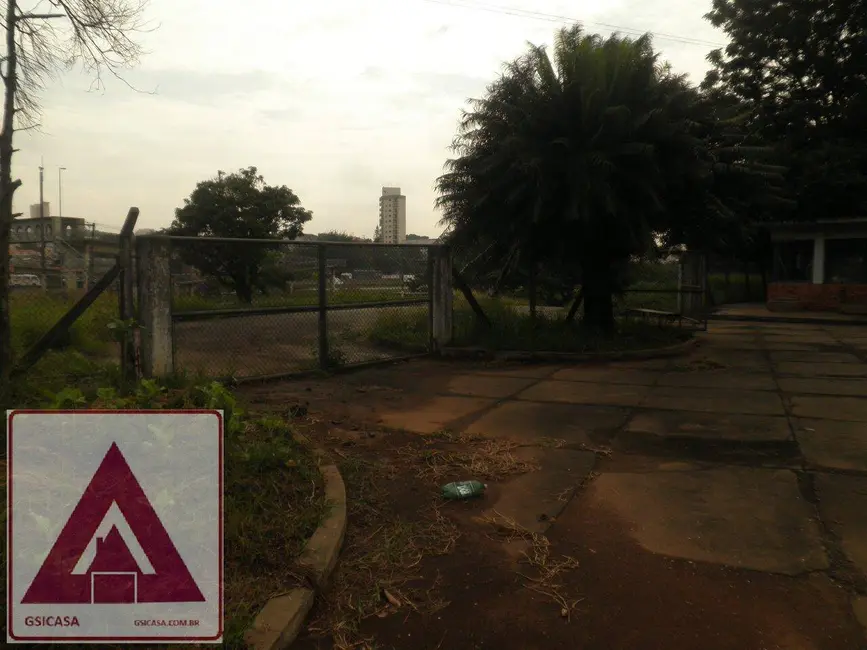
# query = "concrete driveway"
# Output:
<box><xmin>244</xmin><ymin>318</ymin><xmax>867</xmax><ymax>646</ymax></box>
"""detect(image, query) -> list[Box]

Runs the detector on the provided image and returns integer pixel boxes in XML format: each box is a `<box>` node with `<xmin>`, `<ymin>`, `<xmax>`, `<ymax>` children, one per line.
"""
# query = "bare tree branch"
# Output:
<box><xmin>1</xmin><ymin>0</ymin><xmax>152</xmax><ymax>389</ymax></box>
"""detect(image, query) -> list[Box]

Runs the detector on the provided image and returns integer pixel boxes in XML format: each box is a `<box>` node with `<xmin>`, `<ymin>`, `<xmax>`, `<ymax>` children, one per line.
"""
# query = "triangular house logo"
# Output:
<box><xmin>22</xmin><ymin>442</ymin><xmax>205</xmax><ymax>604</ymax></box>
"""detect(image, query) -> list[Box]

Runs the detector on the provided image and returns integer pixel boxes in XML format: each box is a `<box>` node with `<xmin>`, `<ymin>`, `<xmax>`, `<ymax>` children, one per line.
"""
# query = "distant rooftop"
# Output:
<box><xmin>759</xmin><ymin>217</ymin><xmax>867</xmax><ymax>229</ymax></box>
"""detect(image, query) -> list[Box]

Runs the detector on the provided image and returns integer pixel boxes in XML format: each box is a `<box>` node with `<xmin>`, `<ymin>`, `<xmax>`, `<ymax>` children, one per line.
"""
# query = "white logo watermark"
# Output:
<box><xmin>7</xmin><ymin>410</ymin><xmax>223</xmax><ymax>643</ymax></box>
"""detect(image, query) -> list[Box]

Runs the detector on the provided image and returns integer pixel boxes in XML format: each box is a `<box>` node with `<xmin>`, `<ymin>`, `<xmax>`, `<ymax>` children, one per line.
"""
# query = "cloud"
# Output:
<box><xmin>359</xmin><ymin>67</ymin><xmax>489</xmax><ymax>109</ymax></box>
<box><xmin>11</xmin><ymin>0</ymin><xmax>725</xmax><ymax>239</ymax></box>
<box><xmin>427</xmin><ymin>24</ymin><xmax>451</xmax><ymax>37</ymax></box>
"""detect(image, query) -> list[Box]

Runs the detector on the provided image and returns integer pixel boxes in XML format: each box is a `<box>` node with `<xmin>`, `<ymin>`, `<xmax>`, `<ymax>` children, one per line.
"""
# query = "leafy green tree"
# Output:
<box><xmin>316</xmin><ymin>231</ymin><xmax>366</xmax><ymax>243</ymax></box>
<box><xmin>702</xmin><ymin>0</ymin><xmax>867</xmax><ymax>221</ymax></box>
<box><xmin>168</xmin><ymin>167</ymin><xmax>312</xmax><ymax>303</ymax></box>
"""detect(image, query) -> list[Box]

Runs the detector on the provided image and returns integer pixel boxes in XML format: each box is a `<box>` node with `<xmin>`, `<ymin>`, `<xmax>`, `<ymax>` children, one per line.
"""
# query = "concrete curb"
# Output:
<box><xmin>440</xmin><ymin>336</ymin><xmax>698</xmax><ymax>363</ymax></box>
<box><xmin>709</xmin><ymin>313</ymin><xmax>867</xmax><ymax>326</ymax></box>
<box><xmin>244</xmin><ymin>439</ymin><xmax>348</xmax><ymax>650</ymax></box>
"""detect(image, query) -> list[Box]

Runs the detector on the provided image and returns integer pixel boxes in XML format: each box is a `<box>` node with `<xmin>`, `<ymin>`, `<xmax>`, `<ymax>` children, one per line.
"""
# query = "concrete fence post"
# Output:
<box><xmin>136</xmin><ymin>236</ymin><xmax>173</xmax><ymax>377</ymax></box>
<box><xmin>431</xmin><ymin>245</ymin><xmax>453</xmax><ymax>352</ymax></box>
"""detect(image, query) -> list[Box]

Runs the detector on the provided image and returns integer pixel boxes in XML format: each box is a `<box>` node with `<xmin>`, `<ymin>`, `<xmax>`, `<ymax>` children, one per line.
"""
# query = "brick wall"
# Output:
<box><xmin>768</xmin><ymin>282</ymin><xmax>867</xmax><ymax>311</ymax></box>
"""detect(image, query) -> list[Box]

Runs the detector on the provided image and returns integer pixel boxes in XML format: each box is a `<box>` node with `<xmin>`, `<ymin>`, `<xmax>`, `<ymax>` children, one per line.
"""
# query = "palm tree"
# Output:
<box><xmin>437</xmin><ymin>26</ymin><xmax>714</xmax><ymax>332</ymax></box>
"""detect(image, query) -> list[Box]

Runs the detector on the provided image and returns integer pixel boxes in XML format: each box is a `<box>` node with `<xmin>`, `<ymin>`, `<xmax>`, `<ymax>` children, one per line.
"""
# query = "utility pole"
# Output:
<box><xmin>39</xmin><ymin>159</ymin><xmax>46</xmax><ymax>287</ymax></box>
<box><xmin>58</xmin><ymin>166</ymin><xmax>66</xmax><ymax>218</ymax></box>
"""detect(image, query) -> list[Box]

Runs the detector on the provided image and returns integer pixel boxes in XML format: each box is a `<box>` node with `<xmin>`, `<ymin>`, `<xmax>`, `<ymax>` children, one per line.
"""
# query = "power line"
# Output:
<box><xmin>421</xmin><ymin>0</ymin><xmax>727</xmax><ymax>48</ymax></box>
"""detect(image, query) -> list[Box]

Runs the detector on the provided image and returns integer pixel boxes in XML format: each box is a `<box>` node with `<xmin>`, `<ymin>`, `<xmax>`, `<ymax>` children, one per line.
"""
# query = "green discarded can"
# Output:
<box><xmin>441</xmin><ymin>480</ymin><xmax>487</xmax><ymax>500</ymax></box>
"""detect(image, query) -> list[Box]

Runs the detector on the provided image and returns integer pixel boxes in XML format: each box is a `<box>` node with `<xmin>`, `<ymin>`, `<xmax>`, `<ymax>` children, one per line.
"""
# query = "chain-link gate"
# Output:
<box><xmin>677</xmin><ymin>250</ymin><xmax>709</xmax><ymax>331</ymax></box>
<box><xmin>163</xmin><ymin>236</ymin><xmax>435</xmax><ymax>380</ymax></box>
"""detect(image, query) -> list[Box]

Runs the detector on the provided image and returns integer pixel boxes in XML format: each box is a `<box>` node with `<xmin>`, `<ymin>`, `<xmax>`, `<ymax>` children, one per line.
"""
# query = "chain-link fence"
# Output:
<box><xmin>615</xmin><ymin>255</ymin><xmax>707</xmax><ymax>329</ymax></box>
<box><xmin>168</xmin><ymin>237</ymin><xmax>434</xmax><ymax>380</ymax></box>
<box><xmin>8</xmin><ymin>218</ymin><xmax>133</xmax><ymax>388</ymax></box>
<box><xmin>449</xmin><ymin>250</ymin><xmax>708</xmax><ymax>349</ymax></box>
<box><xmin>9</xmin><ymin>280</ymin><xmax>121</xmax><ymax>364</ymax></box>
<box><xmin>10</xmin><ymin>228</ymin><xmax>123</xmax><ymax>358</ymax></box>
<box><xmin>707</xmin><ymin>255</ymin><xmax>768</xmax><ymax>306</ymax></box>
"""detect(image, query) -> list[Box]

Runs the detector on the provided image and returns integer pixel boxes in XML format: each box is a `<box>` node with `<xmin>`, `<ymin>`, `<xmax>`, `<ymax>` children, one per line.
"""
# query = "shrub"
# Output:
<box><xmin>367</xmin><ymin>296</ymin><xmax>689</xmax><ymax>353</ymax></box>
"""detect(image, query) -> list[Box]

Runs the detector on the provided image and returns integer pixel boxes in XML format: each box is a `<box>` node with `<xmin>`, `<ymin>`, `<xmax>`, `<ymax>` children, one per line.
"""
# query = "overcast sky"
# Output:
<box><xmin>12</xmin><ymin>0</ymin><xmax>726</xmax><ymax>237</ymax></box>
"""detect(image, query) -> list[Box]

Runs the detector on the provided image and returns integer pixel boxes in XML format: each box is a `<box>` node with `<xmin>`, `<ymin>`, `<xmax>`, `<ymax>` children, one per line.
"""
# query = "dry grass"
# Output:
<box><xmin>671</xmin><ymin>357</ymin><xmax>728</xmax><ymax>371</ymax></box>
<box><xmin>478</xmin><ymin>510</ymin><xmax>583</xmax><ymax>621</ymax></box>
<box><xmin>305</xmin><ymin>454</ymin><xmax>460</xmax><ymax>650</ymax></box>
<box><xmin>399</xmin><ymin>432</ymin><xmax>538</xmax><ymax>483</ymax></box>
<box><xmin>537</xmin><ymin>437</ymin><xmax>614</xmax><ymax>459</ymax></box>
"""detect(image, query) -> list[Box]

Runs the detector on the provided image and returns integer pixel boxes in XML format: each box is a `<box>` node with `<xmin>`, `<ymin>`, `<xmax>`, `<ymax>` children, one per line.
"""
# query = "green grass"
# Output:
<box><xmin>9</xmin><ymin>288</ymin><xmax>117</xmax><ymax>356</ymax></box>
<box><xmin>0</xmin><ymin>378</ymin><xmax>327</xmax><ymax>650</ymax></box>
<box><xmin>368</xmin><ymin>294</ymin><xmax>691</xmax><ymax>354</ymax></box>
<box><xmin>221</xmin><ymin>415</ymin><xmax>328</xmax><ymax>648</ymax></box>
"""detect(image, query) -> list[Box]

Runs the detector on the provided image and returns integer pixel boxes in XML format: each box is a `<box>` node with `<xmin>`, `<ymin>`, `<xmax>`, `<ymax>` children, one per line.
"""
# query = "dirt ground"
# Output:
<box><xmin>241</xmin><ymin>318</ymin><xmax>867</xmax><ymax>650</ymax></box>
<box><xmin>173</xmin><ymin>306</ymin><xmax>424</xmax><ymax>378</ymax></box>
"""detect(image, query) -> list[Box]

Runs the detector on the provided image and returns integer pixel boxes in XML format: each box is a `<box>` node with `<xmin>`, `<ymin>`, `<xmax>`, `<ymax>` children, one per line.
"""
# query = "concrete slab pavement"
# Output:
<box><xmin>655</xmin><ymin>370</ymin><xmax>778</xmax><ymax>391</ymax></box>
<box><xmin>465</xmin><ymin>401</ymin><xmax>629</xmax><ymax>445</ymax></box>
<box><xmin>770</xmin><ymin>351</ymin><xmax>863</xmax><ymax>363</ymax></box>
<box><xmin>246</xmin><ymin>317</ymin><xmax>867</xmax><ymax>645</ymax></box>
<box><xmin>515</xmin><ymin>379</ymin><xmax>651</xmax><ymax>407</ymax></box>
<box><xmin>690</xmin><ymin>349</ymin><xmax>772</xmax><ymax>369</ymax></box>
<box><xmin>481</xmin><ymin>447</ymin><xmax>597</xmax><ymax>535</ymax></box>
<box><xmin>797</xmin><ymin>420</ymin><xmax>867</xmax><ymax>471</ymax></box>
<box><xmin>549</xmin><ymin>366</ymin><xmax>662</xmax><ymax>385</ymax></box>
<box><xmin>814</xmin><ymin>474</ymin><xmax>867</xmax><ymax>580</ymax></box>
<box><xmin>775</xmin><ymin>361</ymin><xmax>867</xmax><ymax>377</ymax></box>
<box><xmin>791</xmin><ymin>395</ymin><xmax>867</xmax><ymax>422</ymax></box>
<box><xmin>854</xmin><ymin>597</ymin><xmax>867</xmax><ymax>635</ymax></box>
<box><xmin>762</xmin><ymin>341</ymin><xmax>829</xmax><ymax>351</ymax></box>
<box><xmin>376</xmin><ymin>395</ymin><xmax>498</xmax><ymax>433</ymax></box>
<box><xmin>777</xmin><ymin>377</ymin><xmax>867</xmax><ymax>397</ymax></box>
<box><xmin>643</xmin><ymin>385</ymin><xmax>787</xmax><ymax>416</ymax></box>
<box><xmin>444</xmin><ymin>374</ymin><xmax>539</xmax><ymax>399</ymax></box>
<box><xmin>589</xmin><ymin>465</ymin><xmax>828</xmax><ymax>574</ymax></box>
<box><xmin>627</xmin><ymin>410</ymin><xmax>792</xmax><ymax>442</ymax></box>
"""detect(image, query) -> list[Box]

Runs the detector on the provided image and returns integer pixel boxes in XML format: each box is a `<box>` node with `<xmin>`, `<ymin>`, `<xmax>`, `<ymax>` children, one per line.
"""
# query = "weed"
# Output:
<box><xmin>479</xmin><ymin>511</ymin><xmax>582</xmax><ymax>621</ymax></box>
<box><xmin>305</xmin><ymin>454</ymin><xmax>458</xmax><ymax>650</ymax></box>
<box><xmin>45</xmin><ymin>386</ymin><xmax>87</xmax><ymax>409</ymax></box>
<box><xmin>312</xmin><ymin>335</ymin><xmax>348</xmax><ymax>369</ymax></box>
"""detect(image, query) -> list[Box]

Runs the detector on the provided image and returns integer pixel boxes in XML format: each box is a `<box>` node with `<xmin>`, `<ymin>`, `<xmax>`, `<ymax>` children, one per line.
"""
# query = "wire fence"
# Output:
<box><xmin>9</xmin><ymin>281</ymin><xmax>122</xmax><ymax>367</ymax></box>
<box><xmin>167</xmin><ymin>238</ymin><xmax>435</xmax><ymax>380</ymax></box>
<box><xmin>449</xmin><ymin>251</ymin><xmax>708</xmax><ymax>350</ymax></box>
<box><xmin>9</xmin><ymin>222</ymin><xmax>125</xmax><ymax>377</ymax></box>
<box><xmin>706</xmin><ymin>255</ymin><xmax>768</xmax><ymax>305</ymax></box>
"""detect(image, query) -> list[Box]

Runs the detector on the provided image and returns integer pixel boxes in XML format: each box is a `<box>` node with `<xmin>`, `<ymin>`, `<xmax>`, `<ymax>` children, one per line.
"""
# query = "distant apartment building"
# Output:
<box><xmin>379</xmin><ymin>187</ymin><xmax>406</xmax><ymax>244</ymax></box>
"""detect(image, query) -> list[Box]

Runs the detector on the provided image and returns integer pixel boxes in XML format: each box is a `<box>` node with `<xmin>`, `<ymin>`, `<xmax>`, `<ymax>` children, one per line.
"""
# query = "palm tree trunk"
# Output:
<box><xmin>581</xmin><ymin>262</ymin><xmax>615</xmax><ymax>334</ymax></box>
<box><xmin>528</xmin><ymin>262</ymin><xmax>537</xmax><ymax>320</ymax></box>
